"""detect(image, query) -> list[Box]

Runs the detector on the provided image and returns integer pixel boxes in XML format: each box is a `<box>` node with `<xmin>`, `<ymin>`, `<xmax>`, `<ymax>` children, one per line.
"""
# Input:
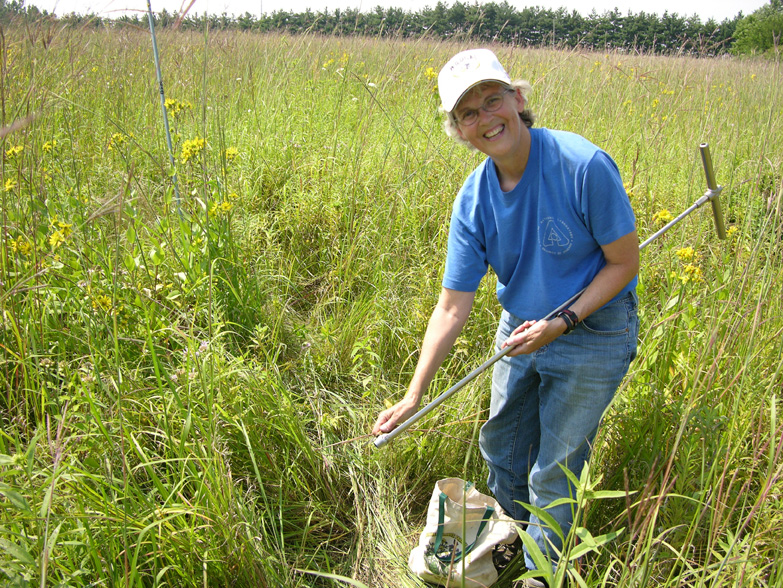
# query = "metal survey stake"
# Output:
<box><xmin>146</xmin><ymin>0</ymin><xmax>182</xmax><ymax>212</ymax></box>
<box><xmin>374</xmin><ymin>142</ymin><xmax>727</xmax><ymax>449</ymax></box>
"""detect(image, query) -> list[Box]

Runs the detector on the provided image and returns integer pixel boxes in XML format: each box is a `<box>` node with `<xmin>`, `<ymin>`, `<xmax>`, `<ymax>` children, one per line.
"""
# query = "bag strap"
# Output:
<box><xmin>432</xmin><ymin>491</ymin><xmax>495</xmax><ymax>564</ymax></box>
<box><xmin>430</xmin><ymin>481</ymin><xmax>473</xmax><ymax>552</ymax></box>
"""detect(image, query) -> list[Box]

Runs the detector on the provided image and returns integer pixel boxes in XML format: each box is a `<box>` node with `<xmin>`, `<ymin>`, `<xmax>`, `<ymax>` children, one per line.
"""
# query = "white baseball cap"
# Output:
<box><xmin>438</xmin><ymin>48</ymin><xmax>512</xmax><ymax>113</ymax></box>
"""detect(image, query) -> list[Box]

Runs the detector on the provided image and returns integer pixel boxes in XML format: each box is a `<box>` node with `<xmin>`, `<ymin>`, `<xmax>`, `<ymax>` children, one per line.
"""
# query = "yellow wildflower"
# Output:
<box><xmin>49</xmin><ymin>230</ymin><xmax>66</xmax><ymax>249</ymax></box>
<box><xmin>653</xmin><ymin>209</ymin><xmax>674</xmax><ymax>224</ymax></box>
<box><xmin>682</xmin><ymin>264</ymin><xmax>703</xmax><ymax>283</ymax></box>
<box><xmin>5</xmin><ymin>144</ymin><xmax>24</xmax><ymax>158</ymax></box>
<box><xmin>108</xmin><ymin>133</ymin><xmax>127</xmax><ymax>151</ymax></box>
<box><xmin>164</xmin><ymin>98</ymin><xmax>192</xmax><ymax>118</ymax></box>
<box><xmin>675</xmin><ymin>247</ymin><xmax>699</xmax><ymax>262</ymax></box>
<box><xmin>209</xmin><ymin>200</ymin><xmax>234</xmax><ymax>216</ymax></box>
<box><xmin>225</xmin><ymin>147</ymin><xmax>239</xmax><ymax>163</ymax></box>
<box><xmin>322</xmin><ymin>58</ymin><xmax>335</xmax><ymax>68</ymax></box>
<box><xmin>56</xmin><ymin>220</ymin><xmax>73</xmax><ymax>237</ymax></box>
<box><xmin>424</xmin><ymin>66</ymin><xmax>437</xmax><ymax>81</ymax></box>
<box><xmin>92</xmin><ymin>294</ymin><xmax>113</xmax><ymax>312</ymax></box>
<box><xmin>42</xmin><ymin>140</ymin><xmax>57</xmax><ymax>153</ymax></box>
<box><xmin>4</xmin><ymin>178</ymin><xmax>17</xmax><ymax>192</ymax></box>
<box><xmin>9</xmin><ymin>236</ymin><xmax>31</xmax><ymax>255</ymax></box>
<box><xmin>180</xmin><ymin>137</ymin><xmax>206</xmax><ymax>164</ymax></box>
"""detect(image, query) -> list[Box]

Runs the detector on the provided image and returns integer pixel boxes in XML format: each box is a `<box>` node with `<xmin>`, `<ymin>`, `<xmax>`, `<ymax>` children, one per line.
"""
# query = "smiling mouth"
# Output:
<box><xmin>484</xmin><ymin>125</ymin><xmax>504</xmax><ymax>139</ymax></box>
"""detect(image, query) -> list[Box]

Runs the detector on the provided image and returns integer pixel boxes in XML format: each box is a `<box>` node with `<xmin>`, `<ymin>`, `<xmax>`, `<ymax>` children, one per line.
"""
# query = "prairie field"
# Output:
<box><xmin>0</xmin><ymin>22</ymin><xmax>782</xmax><ymax>588</ymax></box>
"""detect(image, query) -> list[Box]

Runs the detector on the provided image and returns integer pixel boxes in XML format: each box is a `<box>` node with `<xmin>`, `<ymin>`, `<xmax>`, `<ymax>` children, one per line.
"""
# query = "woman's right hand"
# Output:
<box><xmin>372</xmin><ymin>396</ymin><xmax>420</xmax><ymax>436</ymax></box>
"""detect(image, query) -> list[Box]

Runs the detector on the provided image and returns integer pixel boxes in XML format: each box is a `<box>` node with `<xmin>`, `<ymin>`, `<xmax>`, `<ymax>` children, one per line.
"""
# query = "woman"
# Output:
<box><xmin>373</xmin><ymin>48</ymin><xmax>639</xmax><ymax>584</ymax></box>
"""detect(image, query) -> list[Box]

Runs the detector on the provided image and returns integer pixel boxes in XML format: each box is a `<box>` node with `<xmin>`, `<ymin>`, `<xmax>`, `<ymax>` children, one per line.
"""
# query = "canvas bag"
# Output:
<box><xmin>409</xmin><ymin>478</ymin><xmax>518</xmax><ymax>588</ymax></box>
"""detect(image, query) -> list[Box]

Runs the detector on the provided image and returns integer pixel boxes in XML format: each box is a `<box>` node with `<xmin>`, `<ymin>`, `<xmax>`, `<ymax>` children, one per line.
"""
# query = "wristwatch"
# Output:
<box><xmin>554</xmin><ymin>309</ymin><xmax>580</xmax><ymax>334</ymax></box>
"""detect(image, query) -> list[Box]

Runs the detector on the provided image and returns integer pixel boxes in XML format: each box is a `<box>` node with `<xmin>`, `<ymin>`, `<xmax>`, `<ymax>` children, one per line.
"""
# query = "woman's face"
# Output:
<box><xmin>453</xmin><ymin>82</ymin><xmax>527</xmax><ymax>159</ymax></box>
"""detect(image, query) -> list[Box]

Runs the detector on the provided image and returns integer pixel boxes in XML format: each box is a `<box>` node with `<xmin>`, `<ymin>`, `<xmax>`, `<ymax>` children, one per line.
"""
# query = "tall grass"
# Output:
<box><xmin>0</xmin><ymin>20</ymin><xmax>781</xmax><ymax>587</ymax></box>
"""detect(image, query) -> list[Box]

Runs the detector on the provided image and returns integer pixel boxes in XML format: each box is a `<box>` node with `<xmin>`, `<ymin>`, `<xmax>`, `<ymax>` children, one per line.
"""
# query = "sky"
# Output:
<box><xmin>29</xmin><ymin>0</ymin><xmax>768</xmax><ymax>24</ymax></box>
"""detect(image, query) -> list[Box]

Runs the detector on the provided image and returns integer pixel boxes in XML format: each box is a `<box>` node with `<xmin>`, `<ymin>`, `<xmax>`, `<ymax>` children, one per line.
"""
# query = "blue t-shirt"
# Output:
<box><xmin>442</xmin><ymin>128</ymin><xmax>637</xmax><ymax>319</ymax></box>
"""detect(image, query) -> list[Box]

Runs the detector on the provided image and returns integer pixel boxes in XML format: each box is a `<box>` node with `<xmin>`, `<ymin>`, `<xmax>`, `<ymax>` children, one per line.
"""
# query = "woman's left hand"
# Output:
<box><xmin>501</xmin><ymin>318</ymin><xmax>566</xmax><ymax>356</ymax></box>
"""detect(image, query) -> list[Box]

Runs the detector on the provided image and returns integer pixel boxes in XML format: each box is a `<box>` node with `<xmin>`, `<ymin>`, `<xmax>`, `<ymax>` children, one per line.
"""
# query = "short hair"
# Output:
<box><xmin>441</xmin><ymin>79</ymin><xmax>535</xmax><ymax>150</ymax></box>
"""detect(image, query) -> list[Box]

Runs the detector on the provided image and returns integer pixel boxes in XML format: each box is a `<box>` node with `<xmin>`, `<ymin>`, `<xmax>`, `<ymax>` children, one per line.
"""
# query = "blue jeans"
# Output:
<box><xmin>479</xmin><ymin>292</ymin><xmax>638</xmax><ymax>571</ymax></box>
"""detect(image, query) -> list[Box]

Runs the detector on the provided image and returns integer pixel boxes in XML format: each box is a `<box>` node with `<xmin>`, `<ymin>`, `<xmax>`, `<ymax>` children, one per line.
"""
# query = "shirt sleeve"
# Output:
<box><xmin>581</xmin><ymin>151</ymin><xmax>636</xmax><ymax>246</ymax></box>
<box><xmin>442</xmin><ymin>191</ymin><xmax>489</xmax><ymax>293</ymax></box>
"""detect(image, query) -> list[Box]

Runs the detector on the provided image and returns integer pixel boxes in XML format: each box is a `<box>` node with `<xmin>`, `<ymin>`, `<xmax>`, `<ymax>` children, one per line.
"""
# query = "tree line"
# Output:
<box><xmin>2</xmin><ymin>0</ymin><xmax>782</xmax><ymax>56</ymax></box>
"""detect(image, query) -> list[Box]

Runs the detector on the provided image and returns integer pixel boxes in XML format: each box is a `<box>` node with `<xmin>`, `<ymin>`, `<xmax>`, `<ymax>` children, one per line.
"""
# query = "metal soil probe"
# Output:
<box><xmin>374</xmin><ymin>142</ymin><xmax>727</xmax><ymax>449</ymax></box>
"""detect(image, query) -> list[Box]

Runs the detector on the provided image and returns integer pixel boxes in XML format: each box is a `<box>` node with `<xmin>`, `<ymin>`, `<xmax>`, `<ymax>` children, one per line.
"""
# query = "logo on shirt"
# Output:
<box><xmin>539</xmin><ymin>217</ymin><xmax>573</xmax><ymax>255</ymax></box>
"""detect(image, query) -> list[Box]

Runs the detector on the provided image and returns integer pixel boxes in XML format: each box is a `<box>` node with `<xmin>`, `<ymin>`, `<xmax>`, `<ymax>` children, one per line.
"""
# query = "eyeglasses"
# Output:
<box><xmin>453</xmin><ymin>89</ymin><xmax>515</xmax><ymax>126</ymax></box>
